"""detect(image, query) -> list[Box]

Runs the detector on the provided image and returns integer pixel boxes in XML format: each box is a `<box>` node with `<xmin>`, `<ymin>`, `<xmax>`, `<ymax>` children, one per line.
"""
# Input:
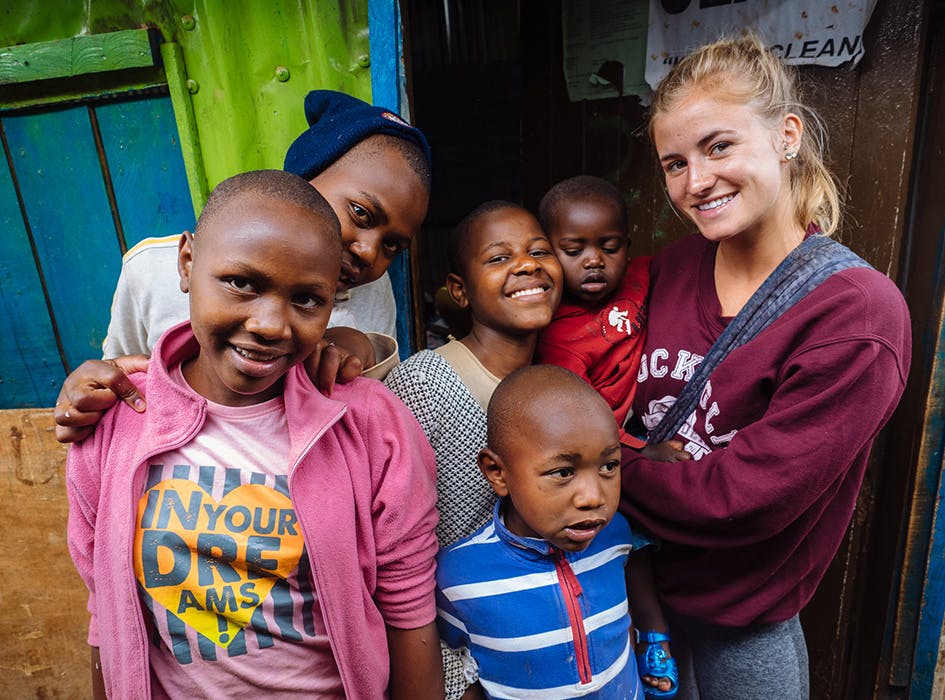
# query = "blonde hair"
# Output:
<box><xmin>649</xmin><ymin>34</ymin><xmax>842</xmax><ymax>236</ymax></box>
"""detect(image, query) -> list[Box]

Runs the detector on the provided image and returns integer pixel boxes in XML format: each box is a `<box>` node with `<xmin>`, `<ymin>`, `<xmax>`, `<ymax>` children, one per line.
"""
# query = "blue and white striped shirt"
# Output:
<box><xmin>436</xmin><ymin>500</ymin><xmax>642</xmax><ymax>699</ymax></box>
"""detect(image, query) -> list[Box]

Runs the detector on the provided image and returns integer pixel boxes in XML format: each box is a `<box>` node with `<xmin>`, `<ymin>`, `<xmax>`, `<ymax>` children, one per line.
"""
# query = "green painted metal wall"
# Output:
<box><xmin>1</xmin><ymin>0</ymin><xmax>373</xmax><ymax>209</ymax></box>
<box><xmin>161</xmin><ymin>0</ymin><xmax>373</xmax><ymax>208</ymax></box>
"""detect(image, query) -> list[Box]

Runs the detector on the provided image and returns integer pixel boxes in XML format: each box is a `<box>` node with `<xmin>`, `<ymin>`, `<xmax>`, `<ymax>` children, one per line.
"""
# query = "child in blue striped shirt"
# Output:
<box><xmin>436</xmin><ymin>365</ymin><xmax>675</xmax><ymax>699</ymax></box>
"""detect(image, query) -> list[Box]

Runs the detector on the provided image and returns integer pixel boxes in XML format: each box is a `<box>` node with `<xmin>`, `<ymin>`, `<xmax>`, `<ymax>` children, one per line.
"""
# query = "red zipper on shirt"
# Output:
<box><xmin>554</xmin><ymin>548</ymin><xmax>592</xmax><ymax>684</ymax></box>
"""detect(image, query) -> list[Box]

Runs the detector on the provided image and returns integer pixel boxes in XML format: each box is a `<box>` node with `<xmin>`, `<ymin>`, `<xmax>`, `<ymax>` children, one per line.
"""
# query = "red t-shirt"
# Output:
<box><xmin>536</xmin><ymin>255</ymin><xmax>651</xmax><ymax>448</ymax></box>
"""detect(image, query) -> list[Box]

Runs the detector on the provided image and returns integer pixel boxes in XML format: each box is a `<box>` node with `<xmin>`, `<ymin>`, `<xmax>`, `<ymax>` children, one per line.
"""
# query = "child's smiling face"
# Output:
<box><xmin>547</xmin><ymin>196</ymin><xmax>628</xmax><ymax>305</ymax></box>
<box><xmin>178</xmin><ymin>194</ymin><xmax>341</xmax><ymax>406</ymax></box>
<box><xmin>450</xmin><ymin>207</ymin><xmax>563</xmax><ymax>336</ymax></box>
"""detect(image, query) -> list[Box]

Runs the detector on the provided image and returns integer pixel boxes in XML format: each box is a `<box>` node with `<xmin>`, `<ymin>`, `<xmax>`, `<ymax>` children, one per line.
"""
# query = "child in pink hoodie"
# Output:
<box><xmin>66</xmin><ymin>170</ymin><xmax>442</xmax><ymax>699</ymax></box>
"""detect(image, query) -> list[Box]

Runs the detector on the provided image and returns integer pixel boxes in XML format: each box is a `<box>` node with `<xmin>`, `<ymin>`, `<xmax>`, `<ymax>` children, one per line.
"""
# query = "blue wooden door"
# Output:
<box><xmin>0</xmin><ymin>93</ymin><xmax>194</xmax><ymax>408</ymax></box>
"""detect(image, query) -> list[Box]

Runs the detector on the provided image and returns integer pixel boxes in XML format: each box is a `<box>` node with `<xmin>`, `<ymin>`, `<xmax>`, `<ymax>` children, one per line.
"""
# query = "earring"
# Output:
<box><xmin>785</xmin><ymin>151</ymin><xmax>798</xmax><ymax>161</ymax></box>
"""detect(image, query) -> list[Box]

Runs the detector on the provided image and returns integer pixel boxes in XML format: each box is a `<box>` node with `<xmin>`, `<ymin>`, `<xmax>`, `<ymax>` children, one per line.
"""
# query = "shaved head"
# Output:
<box><xmin>486</xmin><ymin>365</ymin><xmax>614</xmax><ymax>459</ymax></box>
<box><xmin>538</xmin><ymin>175</ymin><xmax>627</xmax><ymax>236</ymax></box>
<box><xmin>448</xmin><ymin>200</ymin><xmax>526</xmax><ymax>277</ymax></box>
<box><xmin>195</xmin><ymin>169</ymin><xmax>341</xmax><ymax>252</ymax></box>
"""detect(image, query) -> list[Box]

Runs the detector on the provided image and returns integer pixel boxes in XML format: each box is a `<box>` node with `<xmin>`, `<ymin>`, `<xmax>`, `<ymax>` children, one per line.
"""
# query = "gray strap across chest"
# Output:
<box><xmin>647</xmin><ymin>235</ymin><xmax>872</xmax><ymax>444</ymax></box>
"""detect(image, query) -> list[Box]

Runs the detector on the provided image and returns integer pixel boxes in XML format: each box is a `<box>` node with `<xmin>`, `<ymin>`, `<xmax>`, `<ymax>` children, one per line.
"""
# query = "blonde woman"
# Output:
<box><xmin>619</xmin><ymin>35</ymin><xmax>911</xmax><ymax>699</ymax></box>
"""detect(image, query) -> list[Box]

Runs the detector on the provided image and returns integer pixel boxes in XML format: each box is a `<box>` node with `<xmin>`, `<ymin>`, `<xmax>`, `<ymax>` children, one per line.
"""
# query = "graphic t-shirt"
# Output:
<box><xmin>134</xmin><ymin>365</ymin><xmax>343</xmax><ymax>698</ymax></box>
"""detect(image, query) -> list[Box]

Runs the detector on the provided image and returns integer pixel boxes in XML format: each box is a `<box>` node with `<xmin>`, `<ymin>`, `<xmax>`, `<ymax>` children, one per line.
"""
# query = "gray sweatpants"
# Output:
<box><xmin>666</xmin><ymin>611</ymin><xmax>810</xmax><ymax>700</ymax></box>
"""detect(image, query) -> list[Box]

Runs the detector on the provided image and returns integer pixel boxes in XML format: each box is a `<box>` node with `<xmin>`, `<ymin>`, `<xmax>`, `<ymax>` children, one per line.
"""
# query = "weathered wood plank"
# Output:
<box><xmin>0</xmin><ymin>29</ymin><xmax>156</xmax><ymax>85</ymax></box>
<box><xmin>0</xmin><ymin>132</ymin><xmax>65</xmax><ymax>407</ymax></box>
<box><xmin>0</xmin><ymin>409</ymin><xmax>88</xmax><ymax>698</ymax></box>
<box><xmin>933</xmin><ymin>629</ymin><xmax>945</xmax><ymax>699</ymax></box>
<box><xmin>95</xmin><ymin>96</ymin><xmax>196</xmax><ymax>250</ymax></box>
<box><xmin>3</xmin><ymin>106</ymin><xmax>123</xmax><ymax>372</ymax></box>
<box><xmin>915</xmin><ymin>451</ymin><xmax>945</xmax><ymax>696</ymax></box>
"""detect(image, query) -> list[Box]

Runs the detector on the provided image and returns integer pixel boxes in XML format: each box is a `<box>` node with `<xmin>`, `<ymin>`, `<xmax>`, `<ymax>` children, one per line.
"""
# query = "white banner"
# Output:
<box><xmin>645</xmin><ymin>0</ymin><xmax>877</xmax><ymax>90</ymax></box>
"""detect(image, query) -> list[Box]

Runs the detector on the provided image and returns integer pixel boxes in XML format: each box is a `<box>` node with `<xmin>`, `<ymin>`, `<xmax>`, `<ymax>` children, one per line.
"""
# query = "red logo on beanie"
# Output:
<box><xmin>381</xmin><ymin>111</ymin><xmax>409</xmax><ymax>127</ymax></box>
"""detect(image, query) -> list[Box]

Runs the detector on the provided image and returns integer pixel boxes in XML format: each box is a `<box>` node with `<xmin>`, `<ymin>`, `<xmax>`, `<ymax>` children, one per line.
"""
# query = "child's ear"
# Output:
<box><xmin>445</xmin><ymin>272</ymin><xmax>469</xmax><ymax>309</ymax></box>
<box><xmin>478</xmin><ymin>448</ymin><xmax>509</xmax><ymax>497</ymax></box>
<box><xmin>178</xmin><ymin>231</ymin><xmax>195</xmax><ymax>293</ymax></box>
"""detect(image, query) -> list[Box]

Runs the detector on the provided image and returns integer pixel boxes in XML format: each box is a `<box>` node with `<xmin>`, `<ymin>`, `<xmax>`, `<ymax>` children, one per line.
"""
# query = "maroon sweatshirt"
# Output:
<box><xmin>620</xmin><ymin>234</ymin><xmax>911</xmax><ymax>626</ymax></box>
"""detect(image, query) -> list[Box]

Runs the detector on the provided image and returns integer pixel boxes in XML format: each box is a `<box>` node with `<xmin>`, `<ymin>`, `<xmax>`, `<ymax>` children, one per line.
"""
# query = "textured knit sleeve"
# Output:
<box><xmin>441</xmin><ymin>641</ymin><xmax>478</xmax><ymax>700</ymax></box>
<box><xmin>386</xmin><ymin>353</ymin><xmax>496</xmax><ymax>547</ymax></box>
<box><xmin>384</xmin><ymin>353</ymin><xmax>442</xmax><ymax>447</ymax></box>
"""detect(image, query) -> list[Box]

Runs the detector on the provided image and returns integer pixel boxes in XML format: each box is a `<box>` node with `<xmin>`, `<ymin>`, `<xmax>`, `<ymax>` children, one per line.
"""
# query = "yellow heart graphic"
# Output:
<box><xmin>133</xmin><ymin>479</ymin><xmax>303</xmax><ymax>648</ymax></box>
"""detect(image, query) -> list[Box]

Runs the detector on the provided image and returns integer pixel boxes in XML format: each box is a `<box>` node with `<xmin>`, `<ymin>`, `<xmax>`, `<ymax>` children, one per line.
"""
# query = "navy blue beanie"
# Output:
<box><xmin>283</xmin><ymin>90</ymin><xmax>431</xmax><ymax>181</ymax></box>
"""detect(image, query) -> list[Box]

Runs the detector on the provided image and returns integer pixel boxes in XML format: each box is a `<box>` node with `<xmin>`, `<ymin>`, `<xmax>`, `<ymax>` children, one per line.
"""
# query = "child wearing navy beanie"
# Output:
<box><xmin>94</xmin><ymin>89</ymin><xmax>432</xmax><ymax>371</ymax></box>
<box><xmin>285</xmin><ymin>90</ymin><xmax>431</xmax><ymax>180</ymax></box>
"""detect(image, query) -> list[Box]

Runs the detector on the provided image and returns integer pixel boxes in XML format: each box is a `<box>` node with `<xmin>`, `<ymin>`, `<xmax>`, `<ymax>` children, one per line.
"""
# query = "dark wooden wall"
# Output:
<box><xmin>864</xmin><ymin>1</ymin><xmax>945</xmax><ymax>697</ymax></box>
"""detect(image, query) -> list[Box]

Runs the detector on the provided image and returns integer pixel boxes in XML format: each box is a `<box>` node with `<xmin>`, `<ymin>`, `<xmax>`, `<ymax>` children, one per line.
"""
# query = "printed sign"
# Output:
<box><xmin>646</xmin><ymin>0</ymin><xmax>878</xmax><ymax>89</ymax></box>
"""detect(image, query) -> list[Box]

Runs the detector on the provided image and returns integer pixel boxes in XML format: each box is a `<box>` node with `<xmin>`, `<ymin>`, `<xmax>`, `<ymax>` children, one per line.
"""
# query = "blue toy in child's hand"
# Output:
<box><xmin>636</xmin><ymin>630</ymin><xmax>679</xmax><ymax>698</ymax></box>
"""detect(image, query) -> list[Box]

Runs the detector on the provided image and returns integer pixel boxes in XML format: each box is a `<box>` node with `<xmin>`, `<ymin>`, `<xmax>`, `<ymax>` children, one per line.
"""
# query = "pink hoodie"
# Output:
<box><xmin>67</xmin><ymin>322</ymin><xmax>439</xmax><ymax>699</ymax></box>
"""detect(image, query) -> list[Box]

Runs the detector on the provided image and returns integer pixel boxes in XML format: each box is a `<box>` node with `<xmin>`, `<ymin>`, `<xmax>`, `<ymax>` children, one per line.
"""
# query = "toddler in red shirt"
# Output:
<box><xmin>535</xmin><ymin>175</ymin><xmax>687</xmax><ymax>698</ymax></box>
<box><xmin>535</xmin><ymin>175</ymin><xmax>654</xmax><ymax>449</ymax></box>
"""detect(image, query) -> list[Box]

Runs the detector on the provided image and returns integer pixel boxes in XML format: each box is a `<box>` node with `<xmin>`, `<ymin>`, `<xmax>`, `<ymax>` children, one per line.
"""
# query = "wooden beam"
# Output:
<box><xmin>0</xmin><ymin>29</ymin><xmax>158</xmax><ymax>85</ymax></box>
<box><xmin>0</xmin><ymin>409</ymin><xmax>88</xmax><ymax>697</ymax></box>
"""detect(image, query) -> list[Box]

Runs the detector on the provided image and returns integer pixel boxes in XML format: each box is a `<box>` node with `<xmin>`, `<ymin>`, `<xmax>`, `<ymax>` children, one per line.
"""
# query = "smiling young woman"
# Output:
<box><xmin>619</xmin><ymin>35</ymin><xmax>911</xmax><ymax>700</ymax></box>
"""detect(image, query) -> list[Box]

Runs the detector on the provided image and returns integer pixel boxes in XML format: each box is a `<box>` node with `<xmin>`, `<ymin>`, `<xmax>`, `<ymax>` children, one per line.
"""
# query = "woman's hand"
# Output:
<box><xmin>54</xmin><ymin>355</ymin><xmax>150</xmax><ymax>443</ymax></box>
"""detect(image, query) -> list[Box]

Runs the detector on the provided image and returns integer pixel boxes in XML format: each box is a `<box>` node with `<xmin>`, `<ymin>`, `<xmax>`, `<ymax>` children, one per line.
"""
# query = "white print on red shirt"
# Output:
<box><xmin>607</xmin><ymin>306</ymin><xmax>636</xmax><ymax>335</ymax></box>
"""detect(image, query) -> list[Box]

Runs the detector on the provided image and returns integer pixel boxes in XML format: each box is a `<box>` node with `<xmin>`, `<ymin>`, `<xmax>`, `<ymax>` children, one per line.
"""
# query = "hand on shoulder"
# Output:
<box><xmin>55</xmin><ymin>355</ymin><xmax>150</xmax><ymax>443</ymax></box>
